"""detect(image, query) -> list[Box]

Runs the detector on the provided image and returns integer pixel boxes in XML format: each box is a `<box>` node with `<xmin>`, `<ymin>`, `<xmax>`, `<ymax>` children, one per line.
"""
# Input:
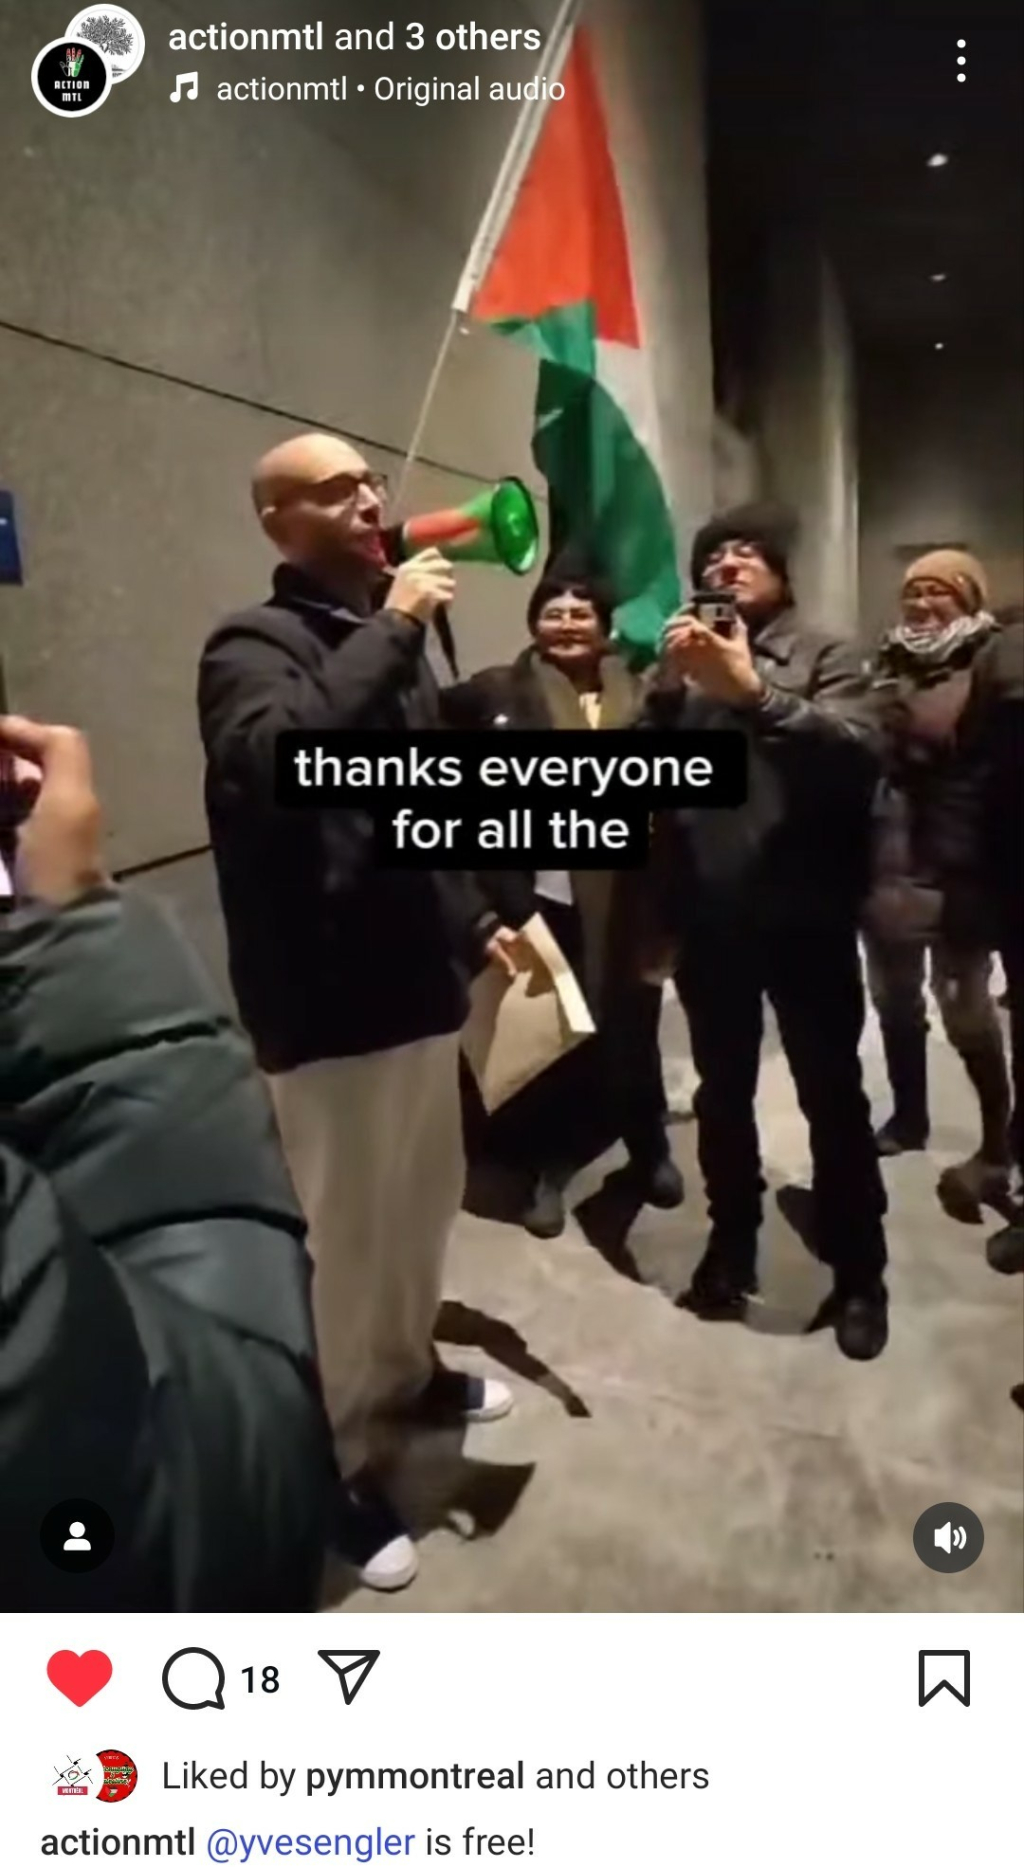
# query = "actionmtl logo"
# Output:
<box><xmin>31</xmin><ymin>36</ymin><xmax>112</xmax><ymax>116</ymax></box>
<box><xmin>67</xmin><ymin>7</ymin><xmax>147</xmax><ymax>84</ymax></box>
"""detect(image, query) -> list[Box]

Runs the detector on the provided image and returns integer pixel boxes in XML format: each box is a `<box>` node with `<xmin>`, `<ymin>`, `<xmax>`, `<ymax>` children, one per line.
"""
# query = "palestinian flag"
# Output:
<box><xmin>465</xmin><ymin>26</ymin><xmax>680</xmax><ymax>662</ymax></box>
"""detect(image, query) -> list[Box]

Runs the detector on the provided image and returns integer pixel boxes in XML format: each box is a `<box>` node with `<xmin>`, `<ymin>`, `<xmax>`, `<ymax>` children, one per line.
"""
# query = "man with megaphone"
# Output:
<box><xmin>198</xmin><ymin>432</ymin><xmax>518</xmax><ymax>1594</ymax></box>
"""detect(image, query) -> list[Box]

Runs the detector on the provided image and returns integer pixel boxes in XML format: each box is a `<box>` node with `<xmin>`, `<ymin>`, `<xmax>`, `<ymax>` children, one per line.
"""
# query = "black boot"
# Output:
<box><xmin>986</xmin><ymin>1215</ymin><xmax>1024</xmax><ymax>1275</ymax></box>
<box><xmin>810</xmin><ymin>1280</ymin><xmax>890</xmax><ymax>1361</ymax></box>
<box><xmin>521</xmin><ymin>1171</ymin><xmax>567</xmax><ymax>1239</ymax></box>
<box><xmin>938</xmin><ymin>1035</ymin><xmax>1012</xmax><ymax>1223</ymax></box>
<box><xmin>680</xmin><ymin>1235</ymin><xmax>759</xmax><ymax>1320</ymax></box>
<box><xmin>622</xmin><ymin>1132</ymin><xmax>684</xmax><ymax>1208</ymax></box>
<box><xmin>876</xmin><ymin>1021</ymin><xmax>929</xmax><ymax>1155</ymax></box>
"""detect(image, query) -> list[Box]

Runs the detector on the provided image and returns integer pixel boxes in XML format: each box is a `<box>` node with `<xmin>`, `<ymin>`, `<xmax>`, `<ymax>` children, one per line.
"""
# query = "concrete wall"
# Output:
<box><xmin>859</xmin><ymin>350</ymin><xmax>1024</xmax><ymax>637</ymax></box>
<box><xmin>592</xmin><ymin>0</ymin><xmax>715</xmax><ymax>555</ymax></box>
<box><xmin>713</xmin><ymin>414</ymin><xmax>761</xmax><ymax>512</ymax></box>
<box><xmin>0</xmin><ymin>0</ymin><xmax>561</xmax><ymax>870</ymax></box>
<box><xmin>759</xmin><ymin>237</ymin><xmax>859</xmax><ymax>638</ymax></box>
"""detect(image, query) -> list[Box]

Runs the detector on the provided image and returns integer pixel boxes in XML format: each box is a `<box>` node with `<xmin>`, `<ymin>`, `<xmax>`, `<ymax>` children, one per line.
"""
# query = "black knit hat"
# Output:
<box><xmin>526</xmin><ymin>542</ymin><xmax>616</xmax><ymax>635</ymax></box>
<box><xmin>689</xmin><ymin>501</ymin><xmax>799</xmax><ymax>591</ymax></box>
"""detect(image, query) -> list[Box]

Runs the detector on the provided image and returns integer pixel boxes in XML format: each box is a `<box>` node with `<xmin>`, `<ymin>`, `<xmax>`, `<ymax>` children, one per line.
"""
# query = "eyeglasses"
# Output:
<box><xmin>539</xmin><ymin>604</ymin><xmax>598</xmax><ymax>624</ymax></box>
<box><xmin>276</xmin><ymin>469</ymin><xmax>388</xmax><ymax>512</ymax></box>
<box><xmin>703</xmin><ymin>540</ymin><xmax>763</xmax><ymax>571</ymax></box>
<box><xmin>322</xmin><ymin>470</ymin><xmax>388</xmax><ymax>505</ymax></box>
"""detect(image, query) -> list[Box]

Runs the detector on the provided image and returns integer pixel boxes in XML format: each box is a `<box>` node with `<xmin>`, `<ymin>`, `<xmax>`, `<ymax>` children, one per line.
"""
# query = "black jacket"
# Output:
<box><xmin>973</xmin><ymin>618</ymin><xmax>1024</xmax><ymax>928</ymax></box>
<box><xmin>199</xmin><ymin>565</ymin><xmax>489</xmax><ymax>1071</ymax></box>
<box><xmin>0</xmin><ymin>888</ymin><xmax>330</xmax><ymax>1611</ymax></box>
<box><xmin>645</xmin><ymin>606</ymin><xmax>881</xmax><ymax>932</ymax></box>
<box><xmin>441</xmin><ymin>645</ymin><xmax>647</xmax><ymax>1013</ymax></box>
<box><xmin>872</xmin><ymin>623</ymin><xmax>999</xmax><ymax>887</ymax></box>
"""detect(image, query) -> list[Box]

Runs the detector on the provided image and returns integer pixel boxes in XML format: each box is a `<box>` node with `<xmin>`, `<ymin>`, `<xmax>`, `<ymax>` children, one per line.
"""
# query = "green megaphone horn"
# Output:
<box><xmin>392</xmin><ymin>477</ymin><xmax>540</xmax><ymax>576</ymax></box>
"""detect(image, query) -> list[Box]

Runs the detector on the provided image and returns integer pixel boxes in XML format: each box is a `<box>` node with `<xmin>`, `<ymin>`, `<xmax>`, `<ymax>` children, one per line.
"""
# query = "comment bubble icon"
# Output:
<box><xmin>161</xmin><ymin>1647</ymin><xmax>226</xmax><ymax>1711</ymax></box>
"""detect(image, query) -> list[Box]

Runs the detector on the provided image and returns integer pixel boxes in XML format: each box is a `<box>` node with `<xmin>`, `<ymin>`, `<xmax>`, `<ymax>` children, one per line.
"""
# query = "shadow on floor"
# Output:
<box><xmin>573</xmin><ymin>1170</ymin><xmax>647</xmax><ymax>1285</ymax></box>
<box><xmin>437</xmin><ymin>1299</ymin><xmax>591</xmax><ymax>1419</ymax></box>
<box><xmin>775</xmin><ymin>1182</ymin><xmax>822</xmax><ymax>1259</ymax></box>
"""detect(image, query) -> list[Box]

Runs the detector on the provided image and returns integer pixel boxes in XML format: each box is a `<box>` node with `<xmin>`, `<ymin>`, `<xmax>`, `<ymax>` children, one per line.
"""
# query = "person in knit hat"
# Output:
<box><xmin>645</xmin><ymin>501</ymin><xmax>890</xmax><ymax>1362</ymax></box>
<box><xmin>864</xmin><ymin>547</ymin><xmax>1010</xmax><ymax>1224</ymax></box>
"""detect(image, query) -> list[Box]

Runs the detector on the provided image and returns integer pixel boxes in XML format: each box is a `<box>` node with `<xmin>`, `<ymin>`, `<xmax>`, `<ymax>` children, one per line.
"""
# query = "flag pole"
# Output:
<box><xmin>394</xmin><ymin>309</ymin><xmax>461</xmax><ymax>506</ymax></box>
<box><xmin>395</xmin><ymin>0</ymin><xmax>582</xmax><ymax>506</ymax></box>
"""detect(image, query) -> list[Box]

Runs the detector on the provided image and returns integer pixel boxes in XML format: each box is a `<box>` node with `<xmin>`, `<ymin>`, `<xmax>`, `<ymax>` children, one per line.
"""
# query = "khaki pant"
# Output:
<box><xmin>267</xmin><ymin>1032</ymin><xmax>464</xmax><ymax>1476</ymax></box>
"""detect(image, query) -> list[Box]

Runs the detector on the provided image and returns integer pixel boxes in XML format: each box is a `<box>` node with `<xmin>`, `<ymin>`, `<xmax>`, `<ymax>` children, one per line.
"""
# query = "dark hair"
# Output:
<box><xmin>689</xmin><ymin>501</ymin><xmax>799</xmax><ymax>592</ymax></box>
<box><xmin>526</xmin><ymin>575</ymin><xmax>615</xmax><ymax>636</ymax></box>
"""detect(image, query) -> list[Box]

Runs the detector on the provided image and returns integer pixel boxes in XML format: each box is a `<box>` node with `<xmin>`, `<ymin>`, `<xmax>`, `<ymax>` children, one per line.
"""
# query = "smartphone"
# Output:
<box><xmin>691</xmin><ymin>588</ymin><xmax>737</xmax><ymax>635</ymax></box>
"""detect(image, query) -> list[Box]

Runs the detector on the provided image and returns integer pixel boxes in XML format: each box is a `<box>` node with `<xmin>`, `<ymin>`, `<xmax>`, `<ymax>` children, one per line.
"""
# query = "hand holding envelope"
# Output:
<box><xmin>462</xmin><ymin>911</ymin><xmax>596</xmax><ymax>1113</ymax></box>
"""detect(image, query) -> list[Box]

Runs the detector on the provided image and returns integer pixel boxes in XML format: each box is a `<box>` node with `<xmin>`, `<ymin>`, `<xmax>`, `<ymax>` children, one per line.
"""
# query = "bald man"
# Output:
<box><xmin>198</xmin><ymin>433</ymin><xmax>515</xmax><ymax>1593</ymax></box>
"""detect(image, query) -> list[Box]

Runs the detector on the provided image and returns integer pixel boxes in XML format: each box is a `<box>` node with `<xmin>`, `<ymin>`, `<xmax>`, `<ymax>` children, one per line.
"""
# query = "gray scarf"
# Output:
<box><xmin>886</xmin><ymin>610</ymin><xmax>997</xmax><ymax>671</ymax></box>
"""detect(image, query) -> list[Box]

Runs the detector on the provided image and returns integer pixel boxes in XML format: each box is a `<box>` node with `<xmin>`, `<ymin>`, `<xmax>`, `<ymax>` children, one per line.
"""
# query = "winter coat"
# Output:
<box><xmin>0</xmin><ymin>886</ymin><xmax>331</xmax><ymax>1610</ymax></box>
<box><xmin>643</xmin><ymin>605</ymin><xmax>882</xmax><ymax>936</ymax></box>
<box><xmin>199</xmin><ymin>564</ymin><xmax>491</xmax><ymax>1071</ymax></box>
<box><xmin>441</xmin><ymin>645</ymin><xmax>651</xmax><ymax>1015</ymax></box>
<box><xmin>866</xmin><ymin>619</ymin><xmax>1002</xmax><ymax>946</ymax></box>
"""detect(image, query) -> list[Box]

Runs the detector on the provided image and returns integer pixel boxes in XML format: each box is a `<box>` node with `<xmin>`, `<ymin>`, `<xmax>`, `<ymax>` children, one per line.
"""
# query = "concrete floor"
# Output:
<box><xmin>329</xmin><ymin>980</ymin><xmax>1023</xmax><ymax>1616</ymax></box>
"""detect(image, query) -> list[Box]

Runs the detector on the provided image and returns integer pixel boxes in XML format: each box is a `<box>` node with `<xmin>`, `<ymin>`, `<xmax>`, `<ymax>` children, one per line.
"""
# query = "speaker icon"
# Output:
<box><xmin>934</xmin><ymin>1521</ymin><xmax>968</xmax><ymax>1553</ymax></box>
<box><xmin>914</xmin><ymin>1502</ymin><xmax>983</xmax><ymax>1572</ymax></box>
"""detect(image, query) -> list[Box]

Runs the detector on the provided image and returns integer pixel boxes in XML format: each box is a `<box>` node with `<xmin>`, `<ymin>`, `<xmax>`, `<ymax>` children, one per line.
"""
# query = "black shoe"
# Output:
<box><xmin>937</xmin><ymin>1153</ymin><xmax>1011</xmax><ymax>1225</ymax></box>
<box><xmin>330</xmin><ymin>1469</ymin><xmax>417</xmax><ymax>1592</ymax></box>
<box><xmin>810</xmin><ymin>1283</ymin><xmax>889</xmax><ymax>1361</ymax></box>
<box><xmin>875</xmin><ymin>1116</ymin><xmax>929</xmax><ymax>1158</ymax></box>
<box><xmin>522</xmin><ymin>1174</ymin><xmax>566</xmax><ymax>1239</ymax></box>
<box><xmin>623</xmin><ymin>1151</ymin><xmax>684</xmax><ymax>1209</ymax></box>
<box><xmin>681</xmin><ymin>1241</ymin><xmax>758</xmax><ymax>1319</ymax></box>
<box><xmin>986</xmin><ymin>1220</ymin><xmax>1024</xmax><ymax>1276</ymax></box>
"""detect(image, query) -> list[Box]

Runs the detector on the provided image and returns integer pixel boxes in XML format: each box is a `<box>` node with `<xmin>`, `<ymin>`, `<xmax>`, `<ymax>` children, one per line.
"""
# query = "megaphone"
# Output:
<box><xmin>386</xmin><ymin>477</ymin><xmax>540</xmax><ymax>576</ymax></box>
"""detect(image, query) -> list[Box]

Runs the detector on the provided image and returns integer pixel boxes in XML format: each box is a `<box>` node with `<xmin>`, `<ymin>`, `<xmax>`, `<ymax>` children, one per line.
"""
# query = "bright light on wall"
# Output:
<box><xmin>927</xmin><ymin>153</ymin><xmax>950</xmax><ymax>167</ymax></box>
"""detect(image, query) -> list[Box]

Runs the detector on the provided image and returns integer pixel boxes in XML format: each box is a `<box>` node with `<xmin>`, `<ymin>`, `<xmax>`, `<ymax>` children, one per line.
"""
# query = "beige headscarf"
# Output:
<box><xmin>903</xmin><ymin>549</ymin><xmax>990</xmax><ymax>613</ymax></box>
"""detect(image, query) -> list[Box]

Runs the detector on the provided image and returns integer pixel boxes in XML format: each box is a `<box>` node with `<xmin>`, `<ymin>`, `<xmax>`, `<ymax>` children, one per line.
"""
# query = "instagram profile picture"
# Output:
<box><xmin>31</xmin><ymin>38</ymin><xmax>112</xmax><ymax>118</ymax></box>
<box><xmin>66</xmin><ymin>7</ymin><xmax>146</xmax><ymax>83</ymax></box>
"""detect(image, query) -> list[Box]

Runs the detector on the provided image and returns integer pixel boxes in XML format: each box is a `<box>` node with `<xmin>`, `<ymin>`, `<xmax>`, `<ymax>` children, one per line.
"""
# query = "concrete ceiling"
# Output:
<box><xmin>705</xmin><ymin>0</ymin><xmax>1023</xmax><ymax>360</ymax></box>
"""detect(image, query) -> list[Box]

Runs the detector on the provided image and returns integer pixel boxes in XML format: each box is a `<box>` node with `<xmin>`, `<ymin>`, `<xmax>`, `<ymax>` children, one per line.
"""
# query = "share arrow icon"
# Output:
<box><xmin>318</xmin><ymin>1650</ymin><xmax>380</xmax><ymax>1706</ymax></box>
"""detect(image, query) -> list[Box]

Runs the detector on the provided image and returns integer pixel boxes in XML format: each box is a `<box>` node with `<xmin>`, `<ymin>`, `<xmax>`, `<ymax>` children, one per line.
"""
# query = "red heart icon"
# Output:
<box><xmin>47</xmin><ymin>1650</ymin><xmax>113</xmax><ymax>1707</ymax></box>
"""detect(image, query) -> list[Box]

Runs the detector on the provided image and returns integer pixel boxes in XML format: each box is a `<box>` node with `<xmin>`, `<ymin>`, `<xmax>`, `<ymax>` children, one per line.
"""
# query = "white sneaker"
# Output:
<box><xmin>415</xmin><ymin>1367</ymin><xmax>515</xmax><ymax>1425</ymax></box>
<box><xmin>465</xmin><ymin>1377</ymin><xmax>515</xmax><ymax>1423</ymax></box>
<box><xmin>332</xmin><ymin>1469</ymin><xmax>418</xmax><ymax>1592</ymax></box>
<box><xmin>359</xmin><ymin>1534</ymin><xmax>419</xmax><ymax>1593</ymax></box>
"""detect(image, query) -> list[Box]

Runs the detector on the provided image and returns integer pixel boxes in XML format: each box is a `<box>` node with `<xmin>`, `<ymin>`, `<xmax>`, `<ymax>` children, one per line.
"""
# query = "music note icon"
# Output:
<box><xmin>170</xmin><ymin>72</ymin><xmax>198</xmax><ymax>102</ymax></box>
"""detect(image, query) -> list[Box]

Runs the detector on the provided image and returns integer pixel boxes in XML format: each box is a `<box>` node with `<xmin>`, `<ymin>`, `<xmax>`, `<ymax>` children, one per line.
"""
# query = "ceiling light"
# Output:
<box><xmin>957</xmin><ymin>38</ymin><xmax>966</xmax><ymax>47</ymax></box>
<box><xmin>927</xmin><ymin>152</ymin><xmax>950</xmax><ymax>168</ymax></box>
<box><xmin>931</xmin><ymin>272</ymin><xmax>948</xmax><ymax>283</ymax></box>
<box><xmin>957</xmin><ymin>56</ymin><xmax>966</xmax><ymax>65</ymax></box>
<box><xmin>934</xmin><ymin>341</ymin><xmax>945</xmax><ymax>351</ymax></box>
<box><xmin>957</xmin><ymin>73</ymin><xmax>966</xmax><ymax>82</ymax></box>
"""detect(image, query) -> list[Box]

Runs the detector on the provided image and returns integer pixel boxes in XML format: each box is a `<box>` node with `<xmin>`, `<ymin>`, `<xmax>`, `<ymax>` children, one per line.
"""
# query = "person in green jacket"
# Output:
<box><xmin>0</xmin><ymin>716</ymin><xmax>333</xmax><ymax>1611</ymax></box>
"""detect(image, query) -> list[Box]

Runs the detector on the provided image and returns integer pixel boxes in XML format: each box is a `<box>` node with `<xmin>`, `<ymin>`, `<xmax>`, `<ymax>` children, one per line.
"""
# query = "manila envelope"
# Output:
<box><xmin>462</xmin><ymin>911</ymin><xmax>596</xmax><ymax>1114</ymax></box>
